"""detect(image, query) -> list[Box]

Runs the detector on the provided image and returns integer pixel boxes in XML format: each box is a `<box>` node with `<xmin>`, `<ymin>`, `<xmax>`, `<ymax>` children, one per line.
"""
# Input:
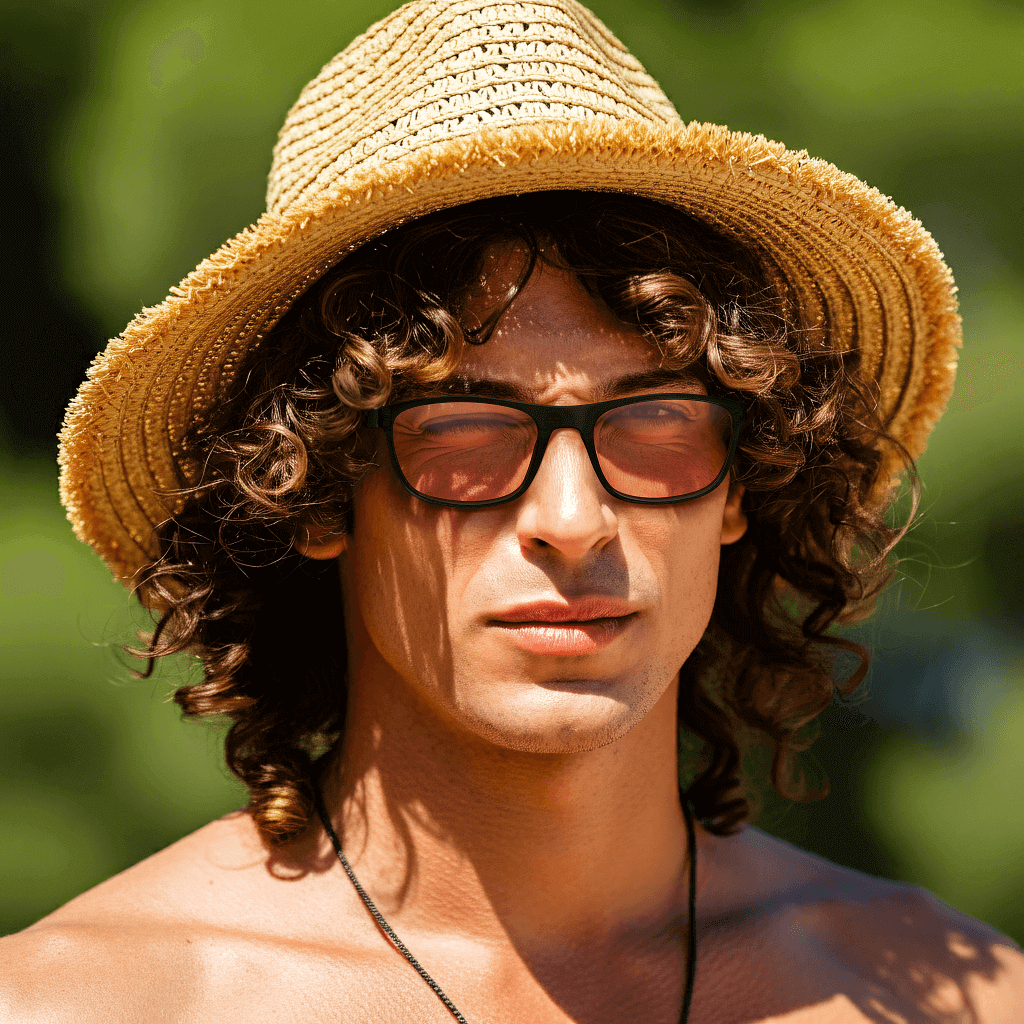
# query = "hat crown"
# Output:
<box><xmin>267</xmin><ymin>0</ymin><xmax>680</xmax><ymax>214</ymax></box>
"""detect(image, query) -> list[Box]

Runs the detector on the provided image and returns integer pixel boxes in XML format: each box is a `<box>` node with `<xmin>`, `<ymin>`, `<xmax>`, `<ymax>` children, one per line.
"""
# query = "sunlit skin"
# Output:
<box><xmin>3</xmin><ymin>251</ymin><xmax>1023</xmax><ymax>1024</ymax></box>
<box><xmin>335</xmin><ymin>254</ymin><xmax>747</xmax><ymax>758</ymax></box>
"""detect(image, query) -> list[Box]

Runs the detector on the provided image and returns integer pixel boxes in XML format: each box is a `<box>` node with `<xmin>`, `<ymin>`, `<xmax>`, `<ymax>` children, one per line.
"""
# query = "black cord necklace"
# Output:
<box><xmin>315</xmin><ymin>786</ymin><xmax>698</xmax><ymax>1023</ymax></box>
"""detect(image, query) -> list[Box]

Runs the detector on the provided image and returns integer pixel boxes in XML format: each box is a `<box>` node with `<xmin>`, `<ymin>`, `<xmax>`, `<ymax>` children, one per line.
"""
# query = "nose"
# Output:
<box><xmin>514</xmin><ymin>428</ymin><xmax>618</xmax><ymax>559</ymax></box>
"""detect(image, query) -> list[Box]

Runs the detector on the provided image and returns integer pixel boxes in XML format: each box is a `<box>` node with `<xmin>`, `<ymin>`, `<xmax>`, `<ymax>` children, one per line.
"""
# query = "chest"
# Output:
<box><xmin>170</xmin><ymin>928</ymin><xmax>696</xmax><ymax>1024</ymax></box>
<box><xmin>164</xmin><ymin>921</ymin><xmax>903</xmax><ymax>1024</ymax></box>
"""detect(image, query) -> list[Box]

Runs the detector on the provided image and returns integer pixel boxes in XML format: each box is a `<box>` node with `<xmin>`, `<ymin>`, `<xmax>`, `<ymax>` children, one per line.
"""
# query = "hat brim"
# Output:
<box><xmin>59</xmin><ymin>117</ymin><xmax>960</xmax><ymax>584</ymax></box>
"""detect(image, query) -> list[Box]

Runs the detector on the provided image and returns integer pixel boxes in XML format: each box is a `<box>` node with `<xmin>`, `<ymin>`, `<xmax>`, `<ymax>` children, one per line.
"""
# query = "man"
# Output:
<box><xmin>2</xmin><ymin>0</ymin><xmax>1022</xmax><ymax>1021</ymax></box>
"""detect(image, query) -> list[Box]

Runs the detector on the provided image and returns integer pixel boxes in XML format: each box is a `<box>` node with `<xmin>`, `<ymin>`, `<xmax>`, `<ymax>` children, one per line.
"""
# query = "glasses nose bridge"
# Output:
<box><xmin>529</xmin><ymin>403</ymin><xmax>602</xmax><ymax>480</ymax></box>
<box><xmin>532</xmin><ymin>402</ymin><xmax>595</xmax><ymax>433</ymax></box>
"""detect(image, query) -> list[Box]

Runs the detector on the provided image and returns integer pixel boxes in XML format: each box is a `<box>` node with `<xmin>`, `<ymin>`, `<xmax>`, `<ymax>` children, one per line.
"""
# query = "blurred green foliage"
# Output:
<box><xmin>1</xmin><ymin>0</ymin><xmax>1021</xmax><ymax>941</ymax></box>
<box><xmin>0</xmin><ymin>459</ymin><xmax>245</xmax><ymax>930</ymax></box>
<box><xmin>867</xmin><ymin>671</ymin><xmax>1024</xmax><ymax>930</ymax></box>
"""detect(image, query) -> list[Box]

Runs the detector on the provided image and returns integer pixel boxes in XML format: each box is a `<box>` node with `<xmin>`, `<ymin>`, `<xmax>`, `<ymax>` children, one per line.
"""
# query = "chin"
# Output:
<box><xmin>447</xmin><ymin>672</ymin><xmax>665</xmax><ymax>755</ymax></box>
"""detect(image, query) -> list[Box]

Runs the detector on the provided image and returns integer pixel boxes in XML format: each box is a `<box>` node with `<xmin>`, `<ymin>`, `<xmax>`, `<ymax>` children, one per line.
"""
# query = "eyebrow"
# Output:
<box><xmin>427</xmin><ymin>368</ymin><xmax>706</xmax><ymax>402</ymax></box>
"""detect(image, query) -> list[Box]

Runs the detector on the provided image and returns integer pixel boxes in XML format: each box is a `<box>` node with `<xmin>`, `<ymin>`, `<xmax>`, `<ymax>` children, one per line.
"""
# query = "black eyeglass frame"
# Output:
<box><xmin>365</xmin><ymin>393</ymin><xmax>747</xmax><ymax>508</ymax></box>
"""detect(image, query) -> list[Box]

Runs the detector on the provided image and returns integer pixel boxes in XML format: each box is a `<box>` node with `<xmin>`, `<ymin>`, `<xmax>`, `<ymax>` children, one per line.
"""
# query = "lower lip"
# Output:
<box><xmin>489</xmin><ymin>616</ymin><xmax>636</xmax><ymax>656</ymax></box>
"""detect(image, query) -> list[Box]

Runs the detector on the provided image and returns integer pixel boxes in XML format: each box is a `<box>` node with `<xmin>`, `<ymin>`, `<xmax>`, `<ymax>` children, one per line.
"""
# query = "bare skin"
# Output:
<box><xmin>2</xmin><ymin>258</ymin><xmax>1022</xmax><ymax>1023</ymax></box>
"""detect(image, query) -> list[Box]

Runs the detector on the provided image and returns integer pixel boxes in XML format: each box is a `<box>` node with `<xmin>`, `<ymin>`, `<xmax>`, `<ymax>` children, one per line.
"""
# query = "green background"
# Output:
<box><xmin>2</xmin><ymin>0</ymin><xmax>1022</xmax><ymax>940</ymax></box>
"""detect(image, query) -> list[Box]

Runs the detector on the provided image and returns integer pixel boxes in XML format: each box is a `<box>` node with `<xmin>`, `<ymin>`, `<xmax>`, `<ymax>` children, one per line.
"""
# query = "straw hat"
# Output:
<box><xmin>59</xmin><ymin>0</ymin><xmax>960</xmax><ymax>586</ymax></box>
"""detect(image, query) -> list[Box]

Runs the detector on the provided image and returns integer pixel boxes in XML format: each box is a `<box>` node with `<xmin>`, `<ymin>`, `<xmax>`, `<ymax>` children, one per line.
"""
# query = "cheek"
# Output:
<box><xmin>347</xmin><ymin>470</ymin><xmax>447</xmax><ymax>676</ymax></box>
<box><xmin>627</xmin><ymin>497</ymin><xmax>726</xmax><ymax>641</ymax></box>
<box><xmin>345</xmin><ymin>467</ymin><xmax>494</xmax><ymax>687</ymax></box>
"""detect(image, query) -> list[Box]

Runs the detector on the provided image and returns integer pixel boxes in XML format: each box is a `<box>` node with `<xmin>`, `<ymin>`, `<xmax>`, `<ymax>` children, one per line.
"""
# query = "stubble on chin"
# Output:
<box><xmin>442</xmin><ymin>661</ymin><xmax>672</xmax><ymax>756</ymax></box>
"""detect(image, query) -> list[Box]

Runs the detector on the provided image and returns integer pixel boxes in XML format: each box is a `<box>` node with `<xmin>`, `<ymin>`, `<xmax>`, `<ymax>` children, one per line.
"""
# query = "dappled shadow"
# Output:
<box><xmin>262</xmin><ymin>463</ymin><xmax>455</xmax><ymax>899</ymax></box>
<box><xmin>682</xmin><ymin>870</ymin><xmax>1020</xmax><ymax>1024</ymax></box>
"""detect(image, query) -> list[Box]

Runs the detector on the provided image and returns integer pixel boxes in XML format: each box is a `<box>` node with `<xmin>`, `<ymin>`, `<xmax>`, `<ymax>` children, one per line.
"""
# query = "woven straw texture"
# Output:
<box><xmin>59</xmin><ymin>0</ymin><xmax>961</xmax><ymax>585</ymax></box>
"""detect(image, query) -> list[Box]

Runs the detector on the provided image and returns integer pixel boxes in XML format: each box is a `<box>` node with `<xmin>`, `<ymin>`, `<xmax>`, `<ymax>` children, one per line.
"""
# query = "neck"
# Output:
<box><xmin>320</xmin><ymin>657</ymin><xmax>692</xmax><ymax>955</ymax></box>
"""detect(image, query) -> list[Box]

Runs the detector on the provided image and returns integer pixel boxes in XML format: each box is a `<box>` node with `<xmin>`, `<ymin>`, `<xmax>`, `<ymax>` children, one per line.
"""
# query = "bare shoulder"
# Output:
<box><xmin>817</xmin><ymin>867</ymin><xmax>1024</xmax><ymax>1022</ymax></box>
<box><xmin>0</xmin><ymin>913</ymin><xmax>196</xmax><ymax>1024</ymax></box>
<box><xmin>0</xmin><ymin>812</ymin><xmax>357</xmax><ymax>1024</ymax></box>
<box><xmin>0</xmin><ymin>813</ymin><xmax>251</xmax><ymax>1023</ymax></box>
<box><xmin>703</xmin><ymin>825</ymin><xmax>1024</xmax><ymax>1023</ymax></box>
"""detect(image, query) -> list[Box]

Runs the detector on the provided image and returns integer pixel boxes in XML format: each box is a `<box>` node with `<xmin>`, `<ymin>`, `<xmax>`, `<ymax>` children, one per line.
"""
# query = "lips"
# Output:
<box><xmin>488</xmin><ymin>598</ymin><xmax>638</xmax><ymax>656</ymax></box>
<box><xmin>490</xmin><ymin>598</ymin><xmax>636</xmax><ymax>623</ymax></box>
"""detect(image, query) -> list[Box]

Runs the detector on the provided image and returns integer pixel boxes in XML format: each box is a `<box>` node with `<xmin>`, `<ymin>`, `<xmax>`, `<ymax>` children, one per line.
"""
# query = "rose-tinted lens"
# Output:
<box><xmin>595</xmin><ymin>399</ymin><xmax>732</xmax><ymax>499</ymax></box>
<box><xmin>392</xmin><ymin>402</ymin><xmax>538</xmax><ymax>502</ymax></box>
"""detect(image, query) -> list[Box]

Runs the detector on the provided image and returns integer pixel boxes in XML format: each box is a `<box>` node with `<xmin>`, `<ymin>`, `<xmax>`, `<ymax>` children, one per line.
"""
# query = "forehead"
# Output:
<box><xmin>456</xmin><ymin>247</ymin><xmax>663</xmax><ymax>399</ymax></box>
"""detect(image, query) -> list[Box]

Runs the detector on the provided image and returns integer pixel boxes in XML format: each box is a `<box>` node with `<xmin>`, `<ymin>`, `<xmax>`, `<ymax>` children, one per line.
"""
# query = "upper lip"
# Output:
<box><xmin>490</xmin><ymin>598</ymin><xmax>637</xmax><ymax>623</ymax></box>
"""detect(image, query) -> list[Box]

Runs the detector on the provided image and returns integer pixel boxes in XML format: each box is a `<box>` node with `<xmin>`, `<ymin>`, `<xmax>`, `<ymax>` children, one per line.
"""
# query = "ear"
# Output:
<box><xmin>720</xmin><ymin>481</ymin><xmax>747</xmax><ymax>546</ymax></box>
<box><xmin>294</xmin><ymin>523</ymin><xmax>347</xmax><ymax>561</ymax></box>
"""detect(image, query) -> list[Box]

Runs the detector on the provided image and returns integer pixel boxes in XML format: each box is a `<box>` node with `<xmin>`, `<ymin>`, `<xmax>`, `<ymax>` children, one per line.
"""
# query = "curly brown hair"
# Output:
<box><xmin>136</xmin><ymin>190</ymin><xmax>910</xmax><ymax>844</ymax></box>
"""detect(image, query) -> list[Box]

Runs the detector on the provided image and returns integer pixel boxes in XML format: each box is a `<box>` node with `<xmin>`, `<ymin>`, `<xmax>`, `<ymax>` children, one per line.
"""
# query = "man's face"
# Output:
<box><xmin>335</xmin><ymin>249</ymin><xmax>747</xmax><ymax>755</ymax></box>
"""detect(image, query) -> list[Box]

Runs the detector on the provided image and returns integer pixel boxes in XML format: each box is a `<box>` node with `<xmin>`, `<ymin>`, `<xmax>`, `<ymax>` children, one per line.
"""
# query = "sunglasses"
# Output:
<box><xmin>365</xmin><ymin>393</ymin><xmax>746</xmax><ymax>508</ymax></box>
